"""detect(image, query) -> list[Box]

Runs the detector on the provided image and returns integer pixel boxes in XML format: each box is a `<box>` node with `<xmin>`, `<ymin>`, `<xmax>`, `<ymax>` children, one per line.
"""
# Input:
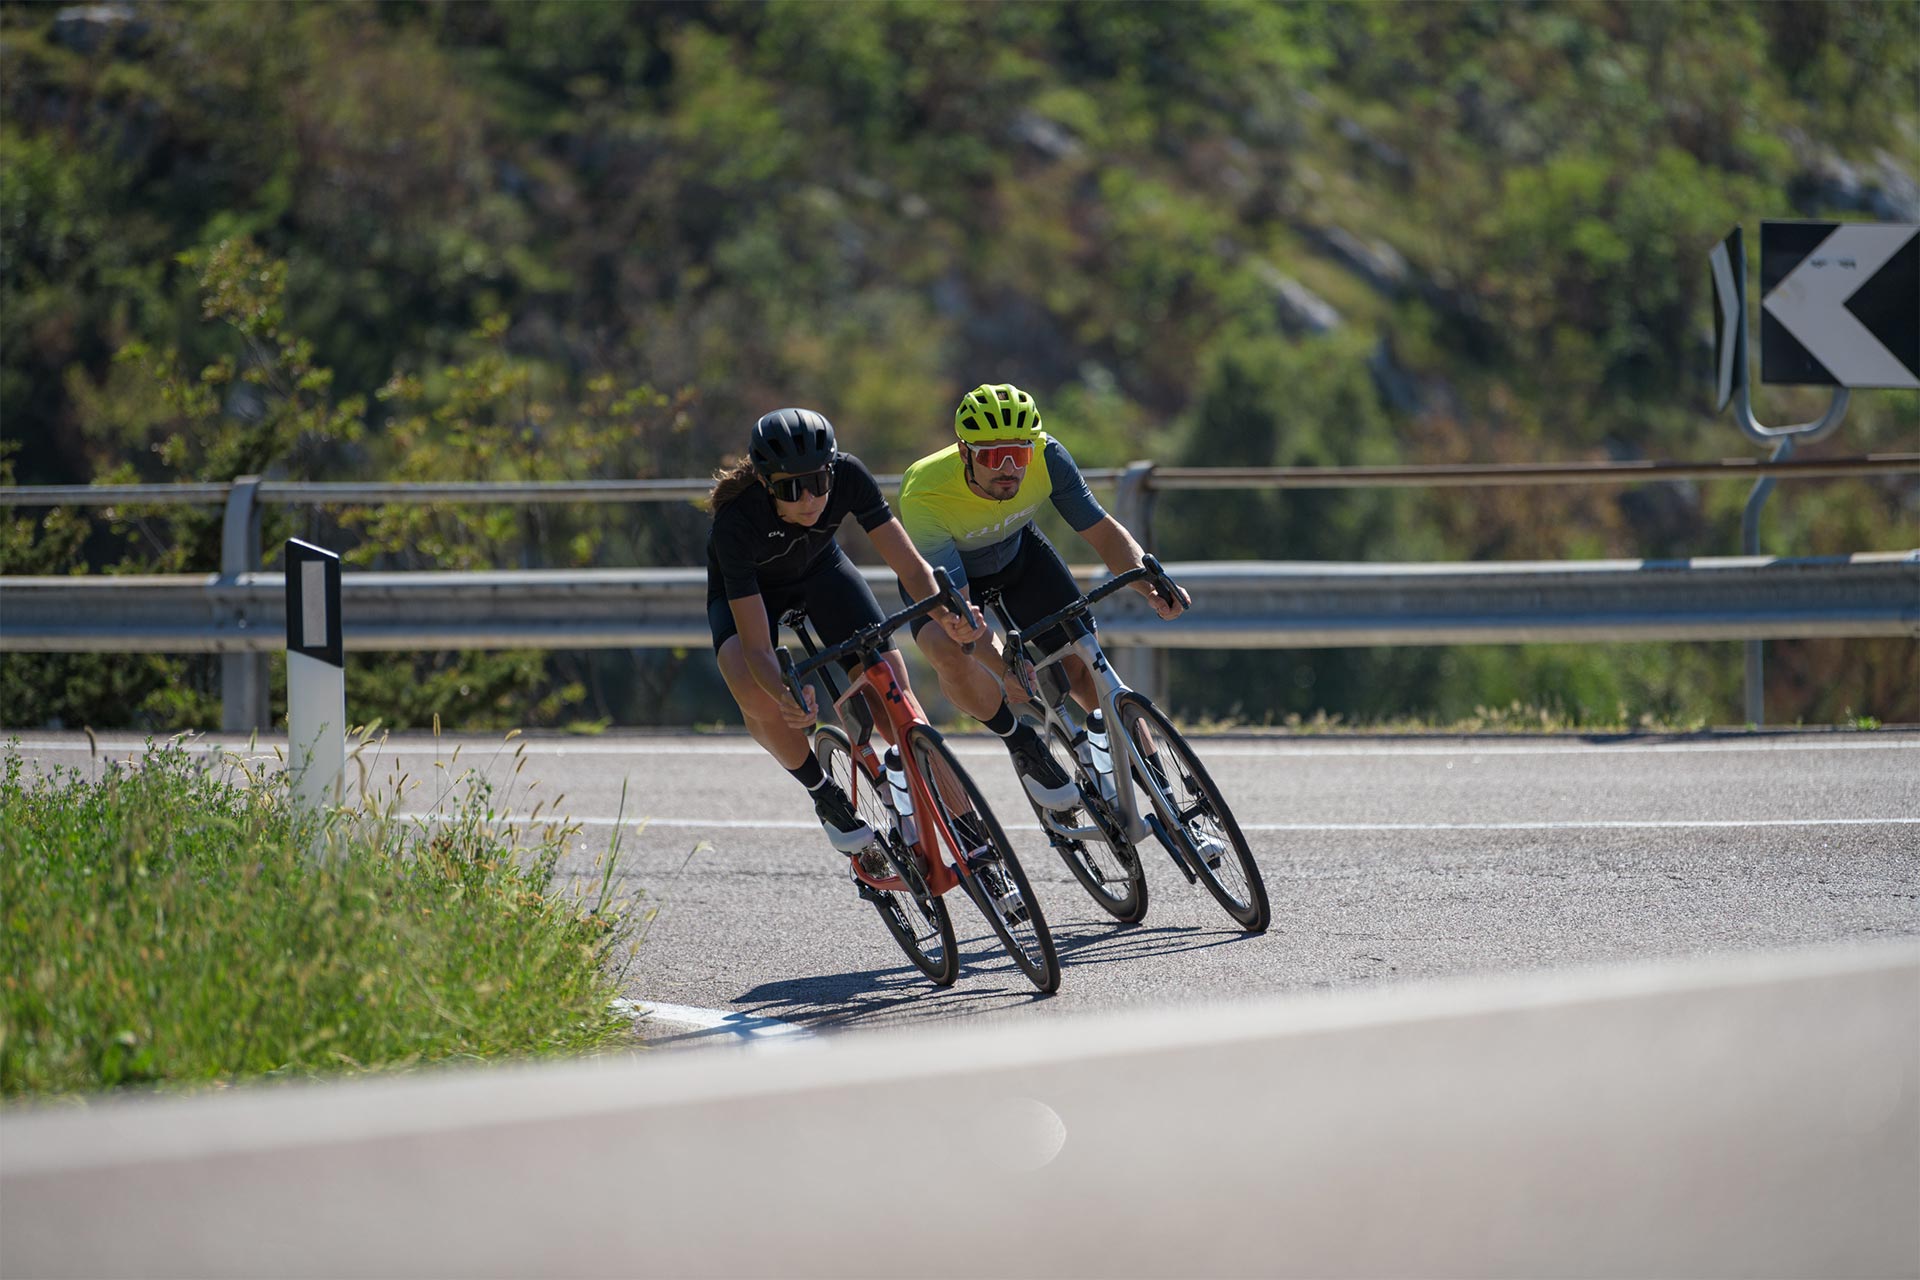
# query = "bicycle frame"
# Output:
<box><xmin>791</xmin><ymin>625</ymin><xmax>963</xmax><ymax>897</ymax></box>
<box><xmin>778</xmin><ymin>569</ymin><xmax>988</xmax><ymax>901</ymax></box>
<box><xmin>983</xmin><ymin>559</ymin><xmax>1205</xmax><ymax>884</ymax></box>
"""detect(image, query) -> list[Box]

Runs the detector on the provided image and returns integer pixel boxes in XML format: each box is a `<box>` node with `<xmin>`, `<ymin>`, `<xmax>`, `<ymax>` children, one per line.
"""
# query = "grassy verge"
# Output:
<box><xmin>1</xmin><ymin>740</ymin><xmax>639</xmax><ymax>1098</ymax></box>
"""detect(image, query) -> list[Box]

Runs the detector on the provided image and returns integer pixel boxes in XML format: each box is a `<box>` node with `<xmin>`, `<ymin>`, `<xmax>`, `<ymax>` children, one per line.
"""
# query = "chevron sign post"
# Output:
<box><xmin>284</xmin><ymin>539</ymin><xmax>345</xmax><ymax>816</ymax></box>
<box><xmin>1761</xmin><ymin>220</ymin><xmax>1919</xmax><ymax>389</ymax></box>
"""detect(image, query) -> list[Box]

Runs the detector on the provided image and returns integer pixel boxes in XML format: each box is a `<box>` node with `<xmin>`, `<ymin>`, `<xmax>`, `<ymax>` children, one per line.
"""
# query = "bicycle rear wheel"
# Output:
<box><xmin>815</xmin><ymin>726</ymin><xmax>958</xmax><ymax>985</ymax></box>
<box><xmin>1040</xmin><ymin>721</ymin><xmax>1148</xmax><ymax>923</ymax></box>
<box><xmin>906</xmin><ymin>724</ymin><xmax>1060</xmax><ymax>994</ymax></box>
<box><xmin>1112</xmin><ymin>691</ymin><xmax>1270</xmax><ymax>933</ymax></box>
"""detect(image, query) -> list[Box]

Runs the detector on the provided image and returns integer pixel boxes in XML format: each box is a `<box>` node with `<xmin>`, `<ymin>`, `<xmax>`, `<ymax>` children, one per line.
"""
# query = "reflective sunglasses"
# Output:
<box><xmin>768</xmin><ymin>467</ymin><xmax>833</xmax><ymax>502</ymax></box>
<box><xmin>968</xmin><ymin>440</ymin><xmax>1034</xmax><ymax>470</ymax></box>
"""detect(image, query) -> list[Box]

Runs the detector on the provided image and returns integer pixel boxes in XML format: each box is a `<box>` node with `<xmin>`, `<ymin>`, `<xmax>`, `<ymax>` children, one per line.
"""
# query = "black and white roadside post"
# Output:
<box><xmin>1708</xmin><ymin>220</ymin><xmax>1918</xmax><ymax>724</ymax></box>
<box><xmin>284</xmin><ymin>539</ymin><xmax>345</xmax><ymax>816</ymax></box>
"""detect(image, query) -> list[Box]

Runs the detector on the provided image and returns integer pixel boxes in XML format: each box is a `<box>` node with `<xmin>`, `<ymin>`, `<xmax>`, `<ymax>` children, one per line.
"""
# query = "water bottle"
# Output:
<box><xmin>883</xmin><ymin>747</ymin><xmax>917</xmax><ymax>845</ymax></box>
<box><xmin>1074</xmin><ymin>711</ymin><xmax>1118</xmax><ymax>805</ymax></box>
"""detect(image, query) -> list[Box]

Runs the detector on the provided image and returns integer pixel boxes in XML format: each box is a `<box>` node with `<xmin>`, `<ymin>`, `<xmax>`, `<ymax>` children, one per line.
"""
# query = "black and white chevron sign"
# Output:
<box><xmin>1760</xmin><ymin>220</ymin><xmax>1918</xmax><ymax>389</ymax></box>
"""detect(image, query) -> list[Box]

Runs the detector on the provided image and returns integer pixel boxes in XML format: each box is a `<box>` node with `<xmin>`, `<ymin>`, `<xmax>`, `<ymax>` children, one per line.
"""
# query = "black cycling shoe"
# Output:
<box><xmin>1006</xmin><ymin>731</ymin><xmax>1080</xmax><ymax>810</ymax></box>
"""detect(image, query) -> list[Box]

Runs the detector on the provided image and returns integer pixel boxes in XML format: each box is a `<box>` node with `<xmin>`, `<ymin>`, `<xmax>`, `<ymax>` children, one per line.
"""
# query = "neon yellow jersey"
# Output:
<box><xmin>897</xmin><ymin>435</ymin><xmax>1106</xmax><ymax>590</ymax></box>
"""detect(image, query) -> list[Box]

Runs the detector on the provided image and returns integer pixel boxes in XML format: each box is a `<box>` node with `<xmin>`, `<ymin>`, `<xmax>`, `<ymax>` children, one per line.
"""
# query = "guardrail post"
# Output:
<box><xmin>219</xmin><ymin>476</ymin><xmax>268</xmax><ymax>733</ymax></box>
<box><xmin>1111</xmin><ymin>461</ymin><xmax>1166</xmax><ymax>704</ymax></box>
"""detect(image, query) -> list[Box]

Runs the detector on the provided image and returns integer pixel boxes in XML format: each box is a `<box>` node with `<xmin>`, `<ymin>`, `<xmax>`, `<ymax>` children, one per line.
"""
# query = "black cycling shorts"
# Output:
<box><xmin>707</xmin><ymin>547</ymin><xmax>888</xmax><ymax>671</ymax></box>
<box><xmin>908</xmin><ymin>526</ymin><xmax>1092</xmax><ymax>657</ymax></box>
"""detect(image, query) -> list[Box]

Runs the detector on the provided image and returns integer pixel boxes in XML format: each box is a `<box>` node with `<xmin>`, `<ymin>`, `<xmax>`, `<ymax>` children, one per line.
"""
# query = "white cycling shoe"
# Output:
<box><xmin>813</xmin><ymin>783</ymin><xmax>878</xmax><ymax>855</ymax></box>
<box><xmin>1009</xmin><ymin>737</ymin><xmax>1081</xmax><ymax>810</ymax></box>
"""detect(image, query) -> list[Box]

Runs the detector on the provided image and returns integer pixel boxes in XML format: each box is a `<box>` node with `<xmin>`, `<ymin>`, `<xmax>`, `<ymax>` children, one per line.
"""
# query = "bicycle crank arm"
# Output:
<box><xmin>1039</xmin><ymin>809</ymin><xmax>1104</xmax><ymax>843</ymax></box>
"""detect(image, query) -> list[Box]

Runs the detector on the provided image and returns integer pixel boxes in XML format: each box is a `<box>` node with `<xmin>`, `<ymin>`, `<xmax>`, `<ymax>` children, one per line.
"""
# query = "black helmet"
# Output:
<box><xmin>749</xmin><ymin>408</ymin><xmax>837</xmax><ymax>477</ymax></box>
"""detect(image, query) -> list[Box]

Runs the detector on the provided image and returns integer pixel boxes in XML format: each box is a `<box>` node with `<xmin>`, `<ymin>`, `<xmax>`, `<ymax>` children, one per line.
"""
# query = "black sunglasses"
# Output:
<box><xmin>768</xmin><ymin>468</ymin><xmax>833</xmax><ymax>502</ymax></box>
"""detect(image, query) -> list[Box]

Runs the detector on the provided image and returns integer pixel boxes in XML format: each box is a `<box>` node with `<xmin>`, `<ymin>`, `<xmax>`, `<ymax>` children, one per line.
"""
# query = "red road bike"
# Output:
<box><xmin>778</xmin><ymin>571</ymin><xmax>1061</xmax><ymax>994</ymax></box>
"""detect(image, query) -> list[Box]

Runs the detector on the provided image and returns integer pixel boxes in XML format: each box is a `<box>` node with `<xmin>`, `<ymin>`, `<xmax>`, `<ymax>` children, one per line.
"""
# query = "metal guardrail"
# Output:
<box><xmin>6</xmin><ymin>457</ymin><xmax>1916</xmax><ymax>729</ymax></box>
<box><xmin>6</xmin><ymin>553</ymin><xmax>1913</xmax><ymax>651</ymax></box>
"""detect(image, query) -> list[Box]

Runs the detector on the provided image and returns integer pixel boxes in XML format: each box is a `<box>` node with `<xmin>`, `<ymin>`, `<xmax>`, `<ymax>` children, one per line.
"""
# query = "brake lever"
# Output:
<box><xmin>1140</xmin><ymin>554</ymin><xmax>1190</xmax><ymax>612</ymax></box>
<box><xmin>776</xmin><ymin>646</ymin><xmax>805</xmax><ymax>710</ymax></box>
<box><xmin>931</xmin><ymin>566</ymin><xmax>970</xmax><ymax>622</ymax></box>
<box><xmin>1000</xmin><ymin>626</ymin><xmax>1043</xmax><ymax>702</ymax></box>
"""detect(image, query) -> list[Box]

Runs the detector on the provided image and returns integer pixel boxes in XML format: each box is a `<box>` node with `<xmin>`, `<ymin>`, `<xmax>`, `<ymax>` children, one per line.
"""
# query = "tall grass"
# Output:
<box><xmin>1</xmin><ymin>739</ymin><xmax>639</xmax><ymax>1097</ymax></box>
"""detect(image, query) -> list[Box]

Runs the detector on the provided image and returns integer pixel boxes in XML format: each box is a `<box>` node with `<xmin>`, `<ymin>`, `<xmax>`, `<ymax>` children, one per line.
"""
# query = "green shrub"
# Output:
<box><xmin>0</xmin><ymin>740</ymin><xmax>638</xmax><ymax>1097</ymax></box>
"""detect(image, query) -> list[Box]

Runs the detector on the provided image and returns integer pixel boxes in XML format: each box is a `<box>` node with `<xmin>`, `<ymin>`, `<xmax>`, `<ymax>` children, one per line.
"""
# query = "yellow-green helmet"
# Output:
<box><xmin>954</xmin><ymin>383</ymin><xmax>1042</xmax><ymax>442</ymax></box>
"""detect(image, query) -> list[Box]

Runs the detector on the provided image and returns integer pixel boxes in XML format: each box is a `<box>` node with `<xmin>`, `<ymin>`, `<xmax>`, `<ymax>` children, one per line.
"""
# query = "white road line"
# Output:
<box><xmin>609</xmin><ymin>998</ymin><xmax>810</xmax><ymax>1044</ymax></box>
<box><xmin>408</xmin><ymin>814</ymin><xmax>1920</xmax><ymax>834</ymax></box>
<box><xmin>13</xmin><ymin>736</ymin><xmax>1917</xmax><ymax>760</ymax></box>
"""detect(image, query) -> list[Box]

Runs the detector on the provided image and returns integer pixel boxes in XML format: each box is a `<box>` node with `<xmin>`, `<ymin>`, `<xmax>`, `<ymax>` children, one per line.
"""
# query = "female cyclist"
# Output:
<box><xmin>706</xmin><ymin>407</ymin><xmax>984</xmax><ymax>870</ymax></box>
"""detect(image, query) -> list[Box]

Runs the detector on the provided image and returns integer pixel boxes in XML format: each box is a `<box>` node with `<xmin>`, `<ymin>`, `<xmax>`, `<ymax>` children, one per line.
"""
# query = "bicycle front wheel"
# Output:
<box><xmin>815</xmin><ymin>725</ymin><xmax>958</xmax><ymax>986</ymax></box>
<box><xmin>1112</xmin><ymin>691</ymin><xmax>1270</xmax><ymax>933</ymax></box>
<box><xmin>907</xmin><ymin>724</ymin><xmax>1061</xmax><ymax>994</ymax></box>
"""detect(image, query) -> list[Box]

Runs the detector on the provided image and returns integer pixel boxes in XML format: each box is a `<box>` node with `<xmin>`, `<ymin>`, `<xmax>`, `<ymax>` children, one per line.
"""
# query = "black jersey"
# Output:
<box><xmin>706</xmin><ymin>452</ymin><xmax>892</xmax><ymax>601</ymax></box>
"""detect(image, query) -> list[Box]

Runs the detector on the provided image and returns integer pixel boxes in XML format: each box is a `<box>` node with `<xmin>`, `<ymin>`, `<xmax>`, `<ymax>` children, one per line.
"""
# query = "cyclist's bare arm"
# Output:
<box><xmin>868</xmin><ymin>518</ymin><xmax>985</xmax><ymax>643</ymax></box>
<box><xmin>1079</xmin><ymin>516</ymin><xmax>1188</xmax><ymax>619</ymax></box>
<box><xmin>729</xmin><ymin>594</ymin><xmax>815</xmax><ymax>725</ymax></box>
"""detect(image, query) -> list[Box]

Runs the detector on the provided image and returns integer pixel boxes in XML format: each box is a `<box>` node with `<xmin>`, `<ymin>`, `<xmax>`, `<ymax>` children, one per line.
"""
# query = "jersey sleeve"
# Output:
<box><xmin>898</xmin><ymin>465</ymin><xmax>969</xmax><ymax>591</ymax></box>
<box><xmin>837</xmin><ymin>454</ymin><xmax>893</xmax><ymax>532</ymax></box>
<box><xmin>712</xmin><ymin>508</ymin><xmax>764</xmax><ymax>600</ymax></box>
<box><xmin>1043</xmin><ymin>438</ymin><xmax>1107</xmax><ymax>532</ymax></box>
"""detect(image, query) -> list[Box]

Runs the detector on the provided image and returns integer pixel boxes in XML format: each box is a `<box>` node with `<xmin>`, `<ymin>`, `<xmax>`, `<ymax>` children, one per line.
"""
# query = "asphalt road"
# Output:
<box><xmin>13</xmin><ymin>728</ymin><xmax>1918</xmax><ymax>1036</ymax></box>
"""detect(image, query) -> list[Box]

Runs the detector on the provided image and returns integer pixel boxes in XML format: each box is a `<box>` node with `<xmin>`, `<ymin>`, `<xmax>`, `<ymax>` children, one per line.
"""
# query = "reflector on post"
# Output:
<box><xmin>284</xmin><ymin>538</ymin><xmax>344</xmax><ymax>816</ymax></box>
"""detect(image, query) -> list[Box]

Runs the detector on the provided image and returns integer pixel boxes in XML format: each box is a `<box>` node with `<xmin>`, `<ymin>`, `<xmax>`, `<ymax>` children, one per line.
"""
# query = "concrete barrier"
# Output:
<box><xmin>4</xmin><ymin>941</ymin><xmax>1914</xmax><ymax>1278</ymax></box>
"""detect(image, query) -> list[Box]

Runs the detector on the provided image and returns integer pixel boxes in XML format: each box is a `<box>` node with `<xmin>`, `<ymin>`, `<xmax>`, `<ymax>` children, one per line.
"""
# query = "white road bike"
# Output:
<box><xmin>979</xmin><ymin>555</ymin><xmax>1270</xmax><ymax>932</ymax></box>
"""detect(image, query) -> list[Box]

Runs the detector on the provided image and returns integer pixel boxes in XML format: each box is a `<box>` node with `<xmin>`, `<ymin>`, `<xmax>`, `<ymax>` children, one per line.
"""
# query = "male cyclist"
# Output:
<box><xmin>896</xmin><ymin>382</ymin><xmax>1190</xmax><ymax>813</ymax></box>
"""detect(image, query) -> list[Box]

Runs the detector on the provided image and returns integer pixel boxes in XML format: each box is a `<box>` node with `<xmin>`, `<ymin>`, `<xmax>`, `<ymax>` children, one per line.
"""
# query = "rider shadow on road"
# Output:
<box><xmin>732</xmin><ymin>960</ymin><xmax>1042</xmax><ymax>1032</ymax></box>
<box><xmin>729</xmin><ymin>918</ymin><xmax>1251</xmax><ymax>1032</ymax></box>
<box><xmin>1043</xmin><ymin>918</ymin><xmax>1253</xmax><ymax>969</ymax></box>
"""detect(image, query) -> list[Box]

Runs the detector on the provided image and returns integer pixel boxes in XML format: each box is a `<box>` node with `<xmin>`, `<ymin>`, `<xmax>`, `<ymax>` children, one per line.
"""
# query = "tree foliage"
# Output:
<box><xmin>3</xmin><ymin>0</ymin><xmax>1914</xmax><ymax>728</ymax></box>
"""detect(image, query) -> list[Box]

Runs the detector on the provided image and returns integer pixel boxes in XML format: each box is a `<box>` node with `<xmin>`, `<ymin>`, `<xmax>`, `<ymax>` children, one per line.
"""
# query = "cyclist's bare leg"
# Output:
<box><xmin>915</xmin><ymin>625</ymin><xmax>1016</xmax><ymax>812</ymax></box>
<box><xmin>916</xmin><ymin>622</ymin><xmax>1008</xmax><ymax>723</ymax></box>
<box><xmin>716</xmin><ymin>635</ymin><xmax>813</xmax><ymax>769</ymax></box>
<box><xmin>1060</xmin><ymin>652</ymin><xmax>1101</xmax><ymax>716</ymax></box>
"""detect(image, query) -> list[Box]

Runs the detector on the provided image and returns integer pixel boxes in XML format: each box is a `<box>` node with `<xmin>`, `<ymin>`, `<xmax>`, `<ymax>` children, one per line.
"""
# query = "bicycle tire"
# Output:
<box><xmin>906</xmin><ymin>723</ymin><xmax>1061</xmax><ymax>994</ymax></box>
<box><xmin>1039</xmin><ymin>721</ymin><xmax>1148</xmax><ymax>923</ymax></box>
<box><xmin>815</xmin><ymin>726</ymin><xmax>958</xmax><ymax>985</ymax></box>
<box><xmin>1112</xmin><ymin>691</ymin><xmax>1270</xmax><ymax>933</ymax></box>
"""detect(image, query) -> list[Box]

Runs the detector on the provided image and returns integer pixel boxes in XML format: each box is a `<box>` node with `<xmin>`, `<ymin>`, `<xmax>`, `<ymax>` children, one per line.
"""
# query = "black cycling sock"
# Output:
<box><xmin>789</xmin><ymin>756</ymin><xmax>826</xmax><ymax>791</ymax></box>
<box><xmin>983</xmin><ymin>701</ymin><xmax>1019</xmax><ymax>738</ymax></box>
<box><xmin>1002</xmin><ymin>720</ymin><xmax>1043</xmax><ymax>753</ymax></box>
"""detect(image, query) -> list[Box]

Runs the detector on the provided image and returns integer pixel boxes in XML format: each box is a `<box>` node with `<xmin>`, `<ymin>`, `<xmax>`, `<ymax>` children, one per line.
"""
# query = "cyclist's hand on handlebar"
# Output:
<box><xmin>778</xmin><ymin>684</ymin><xmax>818</xmax><ymax>728</ymax></box>
<box><xmin>1141</xmin><ymin>577</ymin><xmax>1191</xmax><ymax>620</ymax></box>
<box><xmin>937</xmin><ymin>602</ymin><xmax>987</xmax><ymax>645</ymax></box>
